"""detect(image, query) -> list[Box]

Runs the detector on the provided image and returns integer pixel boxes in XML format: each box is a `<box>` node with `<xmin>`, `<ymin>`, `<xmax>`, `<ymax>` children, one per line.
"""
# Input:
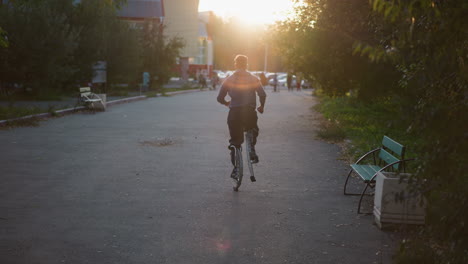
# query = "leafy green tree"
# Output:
<box><xmin>0</xmin><ymin>0</ymin><xmax>149</xmax><ymax>97</ymax></box>
<box><xmin>362</xmin><ymin>1</ymin><xmax>468</xmax><ymax>262</ymax></box>
<box><xmin>71</xmin><ymin>0</ymin><xmax>112</xmax><ymax>86</ymax></box>
<box><xmin>0</xmin><ymin>0</ymin><xmax>78</xmax><ymax>98</ymax></box>
<box><xmin>140</xmin><ymin>21</ymin><xmax>184</xmax><ymax>90</ymax></box>
<box><xmin>274</xmin><ymin>0</ymin><xmax>467</xmax><ymax>262</ymax></box>
<box><xmin>71</xmin><ymin>0</ymin><xmax>140</xmax><ymax>90</ymax></box>
<box><xmin>270</xmin><ymin>0</ymin><xmax>399</xmax><ymax>99</ymax></box>
<box><xmin>0</xmin><ymin>27</ymin><xmax>7</xmax><ymax>48</ymax></box>
<box><xmin>104</xmin><ymin>20</ymin><xmax>141</xmax><ymax>88</ymax></box>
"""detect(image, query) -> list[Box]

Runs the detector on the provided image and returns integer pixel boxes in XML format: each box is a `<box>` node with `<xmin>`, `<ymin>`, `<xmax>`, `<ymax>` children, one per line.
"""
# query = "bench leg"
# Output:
<box><xmin>344</xmin><ymin>169</ymin><xmax>361</xmax><ymax>196</ymax></box>
<box><xmin>87</xmin><ymin>102</ymin><xmax>97</xmax><ymax>113</ymax></box>
<box><xmin>357</xmin><ymin>183</ymin><xmax>374</xmax><ymax>214</ymax></box>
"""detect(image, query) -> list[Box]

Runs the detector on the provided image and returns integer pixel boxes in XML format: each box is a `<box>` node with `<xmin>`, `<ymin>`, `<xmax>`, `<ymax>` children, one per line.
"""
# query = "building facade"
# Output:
<box><xmin>118</xmin><ymin>0</ymin><xmax>212</xmax><ymax>80</ymax></box>
<box><xmin>116</xmin><ymin>0</ymin><xmax>213</xmax><ymax>80</ymax></box>
<box><xmin>196</xmin><ymin>11</ymin><xmax>214</xmax><ymax>77</ymax></box>
<box><xmin>163</xmin><ymin>0</ymin><xmax>200</xmax><ymax>61</ymax></box>
<box><xmin>117</xmin><ymin>0</ymin><xmax>164</xmax><ymax>28</ymax></box>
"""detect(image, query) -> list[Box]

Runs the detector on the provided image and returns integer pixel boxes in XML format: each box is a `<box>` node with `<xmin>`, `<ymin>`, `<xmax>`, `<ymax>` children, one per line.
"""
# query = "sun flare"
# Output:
<box><xmin>199</xmin><ymin>0</ymin><xmax>294</xmax><ymax>25</ymax></box>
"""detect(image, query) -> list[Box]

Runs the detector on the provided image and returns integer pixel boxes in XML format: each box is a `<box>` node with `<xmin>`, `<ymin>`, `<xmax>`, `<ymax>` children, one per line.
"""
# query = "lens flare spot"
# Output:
<box><xmin>216</xmin><ymin>240</ymin><xmax>231</xmax><ymax>252</ymax></box>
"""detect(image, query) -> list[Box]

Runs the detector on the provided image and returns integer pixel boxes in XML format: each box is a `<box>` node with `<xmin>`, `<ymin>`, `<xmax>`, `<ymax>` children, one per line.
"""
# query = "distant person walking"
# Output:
<box><xmin>272</xmin><ymin>74</ymin><xmax>278</xmax><ymax>92</ymax></box>
<box><xmin>296</xmin><ymin>73</ymin><xmax>302</xmax><ymax>91</ymax></box>
<box><xmin>142</xmin><ymin>72</ymin><xmax>150</xmax><ymax>92</ymax></box>
<box><xmin>199</xmin><ymin>74</ymin><xmax>207</xmax><ymax>89</ymax></box>
<box><xmin>287</xmin><ymin>72</ymin><xmax>293</xmax><ymax>92</ymax></box>
<box><xmin>211</xmin><ymin>72</ymin><xmax>219</xmax><ymax>90</ymax></box>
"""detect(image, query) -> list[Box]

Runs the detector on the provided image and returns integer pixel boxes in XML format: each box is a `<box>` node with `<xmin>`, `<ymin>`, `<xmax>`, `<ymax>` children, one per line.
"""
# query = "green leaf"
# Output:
<box><xmin>372</xmin><ymin>0</ymin><xmax>380</xmax><ymax>11</ymax></box>
<box><xmin>377</xmin><ymin>1</ymin><xmax>385</xmax><ymax>13</ymax></box>
<box><xmin>384</xmin><ymin>5</ymin><xmax>393</xmax><ymax>18</ymax></box>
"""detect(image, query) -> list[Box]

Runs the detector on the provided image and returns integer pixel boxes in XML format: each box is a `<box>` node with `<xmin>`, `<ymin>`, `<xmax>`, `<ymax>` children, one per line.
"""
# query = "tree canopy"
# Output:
<box><xmin>272</xmin><ymin>0</ymin><xmax>467</xmax><ymax>262</ymax></box>
<box><xmin>0</xmin><ymin>0</ymin><xmax>183</xmax><ymax>98</ymax></box>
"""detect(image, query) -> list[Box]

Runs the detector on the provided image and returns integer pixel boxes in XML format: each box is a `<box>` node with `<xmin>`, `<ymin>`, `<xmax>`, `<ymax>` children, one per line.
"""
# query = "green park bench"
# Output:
<box><xmin>344</xmin><ymin>135</ymin><xmax>414</xmax><ymax>214</ymax></box>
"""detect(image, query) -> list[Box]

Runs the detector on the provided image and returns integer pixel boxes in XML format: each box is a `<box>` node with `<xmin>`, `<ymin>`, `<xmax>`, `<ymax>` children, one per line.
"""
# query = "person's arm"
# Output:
<box><xmin>217</xmin><ymin>80</ymin><xmax>230</xmax><ymax>107</ymax></box>
<box><xmin>256</xmin><ymin>80</ymin><xmax>266</xmax><ymax>113</ymax></box>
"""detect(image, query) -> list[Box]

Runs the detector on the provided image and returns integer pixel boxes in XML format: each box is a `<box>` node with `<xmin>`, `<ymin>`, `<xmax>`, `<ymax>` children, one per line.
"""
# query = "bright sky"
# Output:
<box><xmin>198</xmin><ymin>0</ymin><xmax>295</xmax><ymax>25</ymax></box>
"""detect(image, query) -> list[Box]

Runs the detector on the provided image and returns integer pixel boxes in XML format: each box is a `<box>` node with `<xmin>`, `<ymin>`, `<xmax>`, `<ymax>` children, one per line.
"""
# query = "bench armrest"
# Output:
<box><xmin>369</xmin><ymin>158</ymin><xmax>416</xmax><ymax>182</ymax></box>
<box><xmin>81</xmin><ymin>93</ymin><xmax>102</xmax><ymax>102</ymax></box>
<box><xmin>90</xmin><ymin>93</ymin><xmax>102</xmax><ymax>101</ymax></box>
<box><xmin>354</xmin><ymin>148</ymin><xmax>381</xmax><ymax>165</ymax></box>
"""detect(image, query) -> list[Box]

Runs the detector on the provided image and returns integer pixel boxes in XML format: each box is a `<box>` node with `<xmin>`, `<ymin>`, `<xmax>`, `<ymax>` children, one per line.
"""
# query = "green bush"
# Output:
<box><xmin>315</xmin><ymin>95</ymin><xmax>420</xmax><ymax>160</ymax></box>
<box><xmin>0</xmin><ymin>105</ymin><xmax>43</xmax><ymax>121</ymax></box>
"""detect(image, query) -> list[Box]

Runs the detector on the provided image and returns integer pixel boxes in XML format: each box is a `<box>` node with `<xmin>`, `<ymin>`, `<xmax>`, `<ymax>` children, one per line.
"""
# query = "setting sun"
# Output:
<box><xmin>198</xmin><ymin>0</ymin><xmax>295</xmax><ymax>25</ymax></box>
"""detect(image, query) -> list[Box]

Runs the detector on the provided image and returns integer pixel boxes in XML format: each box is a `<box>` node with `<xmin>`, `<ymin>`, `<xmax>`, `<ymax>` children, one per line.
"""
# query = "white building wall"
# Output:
<box><xmin>163</xmin><ymin>0</ymin><xmax>200</xmax><ymax>59</ymax></box>
<box><xmin>207</xmin><ymin>39</ymin><xmax>213</xmax><ymax>66</ymax></box>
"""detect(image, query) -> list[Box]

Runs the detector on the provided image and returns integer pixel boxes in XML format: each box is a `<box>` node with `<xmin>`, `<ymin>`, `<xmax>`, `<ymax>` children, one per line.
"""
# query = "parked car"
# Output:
<box><xmin>268</xmin><ymin>74</ymin><xmax>295</xmax><ymax>87</ymax></box>
<box><xmin>213</xmin><ymin>70</ymin><xmax>228</xmax><ymax>81</ymax></box>
<box><xmin>301</xmin><ymin>79</ymin><xmax>312</xmax><ymax>89</ymax></box>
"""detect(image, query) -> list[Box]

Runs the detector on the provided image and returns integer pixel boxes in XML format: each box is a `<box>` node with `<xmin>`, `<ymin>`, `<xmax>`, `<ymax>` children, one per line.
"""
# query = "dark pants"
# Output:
<box><xmin>227</xmin><ymin>107</ymin><xmax>259</xmax><ymax>147</ymax></box>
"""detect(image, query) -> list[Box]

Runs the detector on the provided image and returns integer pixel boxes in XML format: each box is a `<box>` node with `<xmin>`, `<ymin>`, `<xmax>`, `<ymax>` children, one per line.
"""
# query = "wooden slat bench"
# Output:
<box><xmin>78</xmin><ymin>87</ymin><xmax>104</xmax><ymax>111</ymax></box>
<box><xmin>344</xmin><ymin>136</ymin><xmax>414</xmax><ymax>214</ymax></box>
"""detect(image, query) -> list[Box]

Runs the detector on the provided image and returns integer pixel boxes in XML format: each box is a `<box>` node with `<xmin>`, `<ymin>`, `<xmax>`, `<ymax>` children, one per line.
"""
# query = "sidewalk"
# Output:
<box><xmin>0</xmin><ymin>82</ymin><xmax>301</xmax><ymax>118</ymax></box>
<box><xmin>1</xmin><ymin>79</ymin><xmax>202</xmax><ymax>107</ymax></box>
<box><xmin>0</xmin><ymin>84</ymin><xmax>203</xmax><ymax>124</ymax></box>
<box><xmin>0</xmin><ymin>94</ymin><xmax>131</xmax><ymax>110</ymax></box>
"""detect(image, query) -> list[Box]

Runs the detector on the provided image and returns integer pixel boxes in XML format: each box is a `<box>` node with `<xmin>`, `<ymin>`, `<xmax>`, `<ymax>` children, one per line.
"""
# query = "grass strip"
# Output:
<box><xmin>0</xmin><ymin>105</ymin><xmax>44</xmax><ymax>121</ymax></box>
<box><xmin>314</xmin><ymin>95</ymin><xmax>421</xmax><ymax>162</ymax></box>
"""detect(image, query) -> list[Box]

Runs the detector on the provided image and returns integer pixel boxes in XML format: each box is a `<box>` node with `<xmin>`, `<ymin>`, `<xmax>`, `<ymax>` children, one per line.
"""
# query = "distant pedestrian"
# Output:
<box><xmin>272</xmin><ymin>74</ymin><xmax>278</xmax><ymax>92</ymax></box>
<box><xmin>142</xmin><ymin>72</ymin><xmax>150</xmax><ymax>92</ymax></box>
<box><xmin>211</xmin><ymin>72</ymin><xmax>219</xmax><ymax>90</ymax></box>
<box><xmin>287</xmin><ymin>72</ymin><xmax>293</xmax><ymax>92</ymax></box>
<box><xmin>296</xmin><ymin>73</ymin><xmax>302</xmax><ymax>91</ymax></box>
<box><xmin>199</xmin><ymin>74</ymin><xmax>207</xmax><ymax>89</ymax></box>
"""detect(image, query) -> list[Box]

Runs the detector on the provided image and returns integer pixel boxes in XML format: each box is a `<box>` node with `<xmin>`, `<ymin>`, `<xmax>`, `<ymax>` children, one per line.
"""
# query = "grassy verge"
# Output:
<box><xmin>162</xmin><ymin>87</ymin><xmax>199</xmax><ymax>93</ymax></box>
<box><xmin>314</xmin><ymin>95</ymin><xmax>421</xmax><ymax>162</ymax></box>
<box><xmin>0</xmin><ymin>83</ymin><xmax>201</xmax><ymax>126</ymax></box>
<box><xmin>0</xmin><ymin>106</ymin><xmax>46</xmax><ymax>128</ymax></box>
<box><xmin>107</xmin><ymin>84</ymin><xmax>200</xmax><ymax>97</ymax></box>
<box><xmin>0</xmin><ymin>105</ymin><xmax>44</xmax><ymax>121</ymax></box>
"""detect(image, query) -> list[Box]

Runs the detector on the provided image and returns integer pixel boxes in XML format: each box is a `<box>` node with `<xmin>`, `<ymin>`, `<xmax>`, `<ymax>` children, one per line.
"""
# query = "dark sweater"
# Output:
<box><xmin>217</xmin><ymin>70</ymin><xmax>266</xmax><ymax>108</ymax></box>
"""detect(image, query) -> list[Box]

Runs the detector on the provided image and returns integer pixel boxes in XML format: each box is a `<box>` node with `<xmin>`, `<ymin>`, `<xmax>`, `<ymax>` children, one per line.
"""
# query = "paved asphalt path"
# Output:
<box><xmin>0</xmin><ymin>88</ymin><xmax>398</xmax><ymax>263</ymax></box>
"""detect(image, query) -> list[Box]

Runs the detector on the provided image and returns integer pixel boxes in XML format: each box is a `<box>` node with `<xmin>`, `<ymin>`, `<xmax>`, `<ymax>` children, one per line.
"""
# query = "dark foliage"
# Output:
<box><xmin>273</xmin><ymin>0</ymin><xmax>468</xmax><ymax>262</ymax></box>
<box><xmin>0</xmin><ymin>0</ymin><xmax>183</xmax><ymax>99</ymax></box>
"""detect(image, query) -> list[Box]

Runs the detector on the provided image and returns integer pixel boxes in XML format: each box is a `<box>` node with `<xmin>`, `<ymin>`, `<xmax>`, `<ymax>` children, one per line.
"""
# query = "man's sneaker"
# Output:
<box><xmin>250</xmin><ymin>146</ymin><xmax>259</xmax><ymax>164</ymax></box>
<box><xmin>230</xmin><ymin>167</ymin><xmax>239</xmax><ymax>180</ymax></box>
<box><xmin>228</xmin><ymin>145</ymin><xmax>236</xmax><ymax>166</ymax></box>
